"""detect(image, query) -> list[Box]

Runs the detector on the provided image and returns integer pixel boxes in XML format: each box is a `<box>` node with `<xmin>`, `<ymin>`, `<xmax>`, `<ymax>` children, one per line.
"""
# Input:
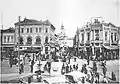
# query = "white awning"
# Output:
<box><xmin>103</xmin><ymin>45</ymin><xmax>118</xmax><ymax>50</ymax></box>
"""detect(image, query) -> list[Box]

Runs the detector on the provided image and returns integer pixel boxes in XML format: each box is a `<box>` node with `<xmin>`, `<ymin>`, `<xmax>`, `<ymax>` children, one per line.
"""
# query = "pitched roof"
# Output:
<box><xmin>15</xmin><ymin>18</ymin><xmax>53</xmax><ymax>26</ymax></box>
<box><xmin>1</xmin><ymin>27</ymin><xmax>15</xmax><ymax>33</ymax></box>
<box><xmin>15</xmin><ymin>18</ymin><xmax>42</xmax><ymax>25</ymax></box>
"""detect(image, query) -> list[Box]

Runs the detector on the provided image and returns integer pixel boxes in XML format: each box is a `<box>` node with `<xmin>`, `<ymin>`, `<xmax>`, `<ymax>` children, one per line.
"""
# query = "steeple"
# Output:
<box><xmin>61</xmin><ymin>22</ymin><xmax>64</xmax><ymax>29</ymax></box>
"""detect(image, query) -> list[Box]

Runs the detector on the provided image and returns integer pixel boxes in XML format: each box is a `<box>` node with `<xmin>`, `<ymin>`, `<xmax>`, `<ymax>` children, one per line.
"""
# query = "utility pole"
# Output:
<box><xmin>18</xmin><ymin>16</ymin><xmax>21</xmax><ymax>74</ymax></box>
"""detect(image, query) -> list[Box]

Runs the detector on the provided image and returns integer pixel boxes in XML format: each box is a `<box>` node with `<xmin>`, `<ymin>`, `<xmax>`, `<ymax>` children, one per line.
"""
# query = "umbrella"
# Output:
<box><xmin>43</xmin><ymin>75</ymin><xmax>68</xmax><ymax>84</ymax></box>
<box><xmin>65</xmin><ymin>71</ymin><xmax>86</xmax><ymax>80</ymax></box>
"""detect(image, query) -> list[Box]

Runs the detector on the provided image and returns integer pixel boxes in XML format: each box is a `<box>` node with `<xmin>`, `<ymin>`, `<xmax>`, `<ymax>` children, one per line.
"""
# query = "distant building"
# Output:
<box><xmin>74</xmin><ymin>17</ymin><xmax>119</xmax><ymax>60</ymax></box>
<box><xmin>14</xmin><ymin>18</ymin><xmax>56</xmax><ymax>54</ymax></box>
<box><xmin>58</xmin><ymin>24</ymin><xmax>67</xmax><ymax>47</ymax></box>
<box><xmin>1</xmin><ymin>27</ymin><xmax>15</xmax><ymax>57</ymax></box>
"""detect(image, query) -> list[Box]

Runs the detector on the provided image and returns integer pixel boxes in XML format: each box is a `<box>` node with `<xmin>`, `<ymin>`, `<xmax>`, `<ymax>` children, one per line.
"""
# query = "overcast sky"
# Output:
<box><xmin>0</xmin><ymin>0</ymin><xmax>120</xmax><ymax>37</ymax></box>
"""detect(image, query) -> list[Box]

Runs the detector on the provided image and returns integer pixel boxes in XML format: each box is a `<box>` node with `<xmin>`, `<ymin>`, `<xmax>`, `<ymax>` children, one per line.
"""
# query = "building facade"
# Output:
<box><xmin>74</xmin><ymin>17</ymin><xmax>119</xmax><ymax>60</ymax></box>
<box><xmin>14</xmin><ymin>18</ymin><xmax>56</xmax><ymax>54</ymax></box>
<box><xmin>1</xmin><ymin>28</ymin><xmax>15</xmax><ymax>57</ymax></box>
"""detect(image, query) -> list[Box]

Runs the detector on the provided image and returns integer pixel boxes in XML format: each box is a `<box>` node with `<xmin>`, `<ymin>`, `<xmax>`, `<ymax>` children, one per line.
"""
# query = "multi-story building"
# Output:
<box><xmin>1</xmin><ymin>27</ymin><xmax>15</xmax><ymax>57</ymax></box>
<box><xmin>14</xmin><ymin>18</ymin><xmax>56</xmax><ymax>54</ymax></box>
<box><xmin>74</xmin><ymin>17</ymin><xmax>119</xmax><ymax>60</ymax></box>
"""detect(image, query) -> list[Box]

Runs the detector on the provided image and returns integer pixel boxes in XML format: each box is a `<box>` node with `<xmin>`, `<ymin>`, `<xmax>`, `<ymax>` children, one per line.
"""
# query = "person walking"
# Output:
<box><xmin>70</xmin><ymin>65</ymin><xmax>73</xmax><ymax>72</ymax></box>
<box><xmin>76</xmin><ymin>64</ymin><xmax>78</xmax><ymax>70</ymax></box>
<box><xmin>61</xmin><ymin>63</ymin><xmax>65</xmax><ymax>75</ymax></box>
<box><xmin>9</xmin><ymin>55</ymin><xmax>13</xmax><ymax>68</ymax></box>
<box><xmin>102</xmin><ymin>65</ymin><xmax>107</xmax><ymax>76</ymax></box>
<box><xmin>111</xmin><ymin>71</ymin><xmax>116</xmax><ymax>81</ymax></box>
<box><xmin>93</xmin><ymin>61</ymin><xmax>97</xmax><ymax>74</ymax></box>
<box><xmin>66</xmin><ymin>64</ymin><xmax>69</xmax><ymax>73</ymax></box>
<box><xmin>19</xmin><ymin>60</ymin><xmax>24</xmax><ymax>74</ymax></box>
<box><xmin>30</xmin><ymin>60</ymin><xmax>34</xmax><ymax>73</ymax></box>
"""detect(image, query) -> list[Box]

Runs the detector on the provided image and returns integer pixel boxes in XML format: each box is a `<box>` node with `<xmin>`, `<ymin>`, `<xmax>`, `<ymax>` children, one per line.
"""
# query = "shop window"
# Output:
<box><xmin>21</xmin><ymin>28</ymin><xmax>24</xmax><ymax>33</ymax></box>
<box><xmin>19</xmin><ymin>36</ymin><xmax>23</xmax><ymax>44</ymax></box>
<box><xmin>27</xmin><ymin>36</ymin><xmax>32</xmax><ymax>44</ymax></box>
<box><xmin>36</xmin><ymin>36</ymin><xmax>41</xmax><ymax>44</ymax></box>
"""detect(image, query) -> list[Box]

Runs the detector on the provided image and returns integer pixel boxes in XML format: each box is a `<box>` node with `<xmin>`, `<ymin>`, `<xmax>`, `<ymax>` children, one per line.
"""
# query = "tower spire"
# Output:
<box><xmin>61</xmin><ymin>22</ymin><xmax>64</xmax><ymax>29</ymax></box>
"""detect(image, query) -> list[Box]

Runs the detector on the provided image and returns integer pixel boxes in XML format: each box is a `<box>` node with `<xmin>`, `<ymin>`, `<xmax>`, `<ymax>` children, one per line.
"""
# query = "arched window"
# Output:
<box><xmin>45</xmin><ymin>36</ymin><xmax>48</xmax><ymax>43</ymax></box>
<box><xmin>18</xmin><ymin>36</ymin><xmax>23</xmax><ymax>44</ymax></box>
<box><xmin>27</xmin><ymin>36</ymin><xmax>32</xmax><ymax>44</ymax></box>
<box><xmin>36</xmin><ymin>36</ymin><xmax>41</xmax><ymax>44</ymax></box>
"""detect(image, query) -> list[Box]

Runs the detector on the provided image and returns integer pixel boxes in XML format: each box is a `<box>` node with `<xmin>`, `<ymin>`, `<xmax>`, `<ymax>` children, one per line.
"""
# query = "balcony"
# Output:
<box><xmin>25</xmin><ymin>42</ymin><xmax>32</xmax><ymax>46</ymax></box>
<box><xmin>34</xmin><ymin>42</ymin><xmax>41</xmax><ymax>46</ymax></box>
<box><xmin>91</xmin><ymin>39</ymin><xmax>103</xmax><ymax>43</ymax></box>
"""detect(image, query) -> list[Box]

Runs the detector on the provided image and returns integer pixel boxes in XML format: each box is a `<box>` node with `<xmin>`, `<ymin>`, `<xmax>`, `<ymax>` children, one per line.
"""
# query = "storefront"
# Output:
<box><xmin>102</xmin><ymin>45</ymin><xmax>119</xmax><ymax>60</ymax></box>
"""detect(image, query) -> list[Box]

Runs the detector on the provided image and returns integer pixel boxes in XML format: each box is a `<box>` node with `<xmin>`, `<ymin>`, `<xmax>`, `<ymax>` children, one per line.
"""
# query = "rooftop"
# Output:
<box><xmin>14</xmin><ymin>18</ymin><xmax>56</xmax><ymax>30</ymax></box>
<box><xmin>1</xmin><ymin>27</ymin><xmax>15</xmax><ymax>33</ymax></box>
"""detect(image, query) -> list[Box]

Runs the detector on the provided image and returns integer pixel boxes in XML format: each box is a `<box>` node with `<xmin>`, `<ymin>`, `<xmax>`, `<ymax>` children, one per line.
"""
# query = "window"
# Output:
<box><xmin>105</xmin><ymin>32</ymin><xmax>108</xmax><ymax>41</ymax></box>
<box><xmin>95</xmin><ymin>30</ymin><xmax>99</xmax><ymax>33</ymax></box>
<box><xmin>36</xmin><ymin>36</ymin><xmax>41</xmax><ymax>44</ymax></box>
<box><xmin>82</xmin><ymin>33</ymin><xmax>84</xmax><ymax>41</ymax></box>
<box><xmin>27</xmin><ymin>36</ymin><xmax>32</xmax><ymax>44</ymax></box>
<box><xmin>36</xmin><ymin>28</ymin><xmax>38</xmax><ymax>33</ymax></box>
<box><xmin>45</xmin><ymin>47</ymin><xmax>48</xmax><ymax>54</ymax></box>
<box><xmin>87</xmin><ymin>32</ymin><xmax>90</xmax><ymax>41</ymax></box>
<box><xmin>95</xmin><ymin>30</ymin><xmax>99</xmax><ymax>40</ymax></box>
<box><xmin>111</xmin><ymin>33</ymin><xmax>113</xmax><ymax>43</ymax></box>
<box><xmin>21</xmin><ymin>28</ymin><xmax>24</xmax><ymax>33</ymax></box>
<box><xmin>8</xmin><ymin>36</ymin><xmax>10</xmax><ymax>43</ymax></box>
<box><xmin>4</xmin><ymin>36</ymin><xmax>6</xmax><ymax>43</ymax></box>
<box><xmin>114</xmin><ymin>33</ymin><xmax>117</xmax><ymax>41</ymax></box>
<box><xmin>46</xmin><ymin>28</ymin><xmax>48</xmax><ymax>33</ymax></box>
<box><xmin>39</xmin><ymin>27</ymin><xmax>41</xmax><ymax>32</ymax></box>
<box><xmin>30</xmin><ymin>28</ymin><xmax>32</xmax><ymax>33</ymax></box>
<box><xmin>11</xmin><ymin>36</ymin><xmax>13</xmax><ymax>42</ymax></box>
<box><xmin>45</xmin><ymin>36</ymin><xmax>48</xmax><ymax>43</ymax></box>
<box><xmin>27</xmin><ymin>28</ymin><xmax>29</xmax><ymax>33</ymax></box>
<box><xmin>19</xmin><ymin>36</ymin><xmax>23</xmax><ymax>44</ymax></box>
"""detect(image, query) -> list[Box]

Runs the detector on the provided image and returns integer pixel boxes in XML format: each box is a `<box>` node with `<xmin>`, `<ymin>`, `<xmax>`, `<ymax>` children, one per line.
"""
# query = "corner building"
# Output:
<box><xmin>78</xmin><ymin>17</ymin><xmax>119</xmax><ymax>60</ymax></box>
<box><xmin>14</xmin><ymin>18</ymin><xmax>56</xmax><ymax>54</ymax></box>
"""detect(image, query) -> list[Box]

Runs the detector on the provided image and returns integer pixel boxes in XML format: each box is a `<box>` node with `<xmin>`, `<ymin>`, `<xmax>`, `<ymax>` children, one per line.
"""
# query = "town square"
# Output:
<box><xmin>0</xmin><ymin>0</ymin><xmax>120</xmax><ymax>84</ymax></box>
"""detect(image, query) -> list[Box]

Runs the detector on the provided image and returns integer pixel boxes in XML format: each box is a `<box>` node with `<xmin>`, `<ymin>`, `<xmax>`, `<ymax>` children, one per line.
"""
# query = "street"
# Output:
<box><xmin>0</xmin><ymin>57</ymin><xmax>119</xmax><ymax>83</ymax></box>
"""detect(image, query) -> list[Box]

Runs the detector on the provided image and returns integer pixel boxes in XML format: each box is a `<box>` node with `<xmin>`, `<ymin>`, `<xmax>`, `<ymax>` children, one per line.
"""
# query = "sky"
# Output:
<box><xmin>0</xmin><ymin>0</ymin><xmax>120</xmax><ymax>37</ymax></box>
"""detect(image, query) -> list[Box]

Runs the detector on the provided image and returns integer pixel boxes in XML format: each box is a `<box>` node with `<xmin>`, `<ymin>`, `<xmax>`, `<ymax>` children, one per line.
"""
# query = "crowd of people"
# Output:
<box><xmin>5</xmin><ymin>50</ymin><xmax>117</xmax><ymax>83</ymax></box>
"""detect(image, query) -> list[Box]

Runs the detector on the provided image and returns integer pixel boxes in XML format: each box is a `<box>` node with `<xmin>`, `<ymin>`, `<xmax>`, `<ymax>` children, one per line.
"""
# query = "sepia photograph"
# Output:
<box><xmin>0</xmin><ymin>0</ymin><xmax>120</xmax><ymax>84</ymax></box>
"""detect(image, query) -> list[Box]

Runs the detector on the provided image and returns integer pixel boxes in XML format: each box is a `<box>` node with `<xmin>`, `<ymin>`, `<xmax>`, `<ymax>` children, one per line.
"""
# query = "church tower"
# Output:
<box><xmin>60</xmin><ymin>23</ymin><xmax>66</xmax><ymax>37</ymax></box>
